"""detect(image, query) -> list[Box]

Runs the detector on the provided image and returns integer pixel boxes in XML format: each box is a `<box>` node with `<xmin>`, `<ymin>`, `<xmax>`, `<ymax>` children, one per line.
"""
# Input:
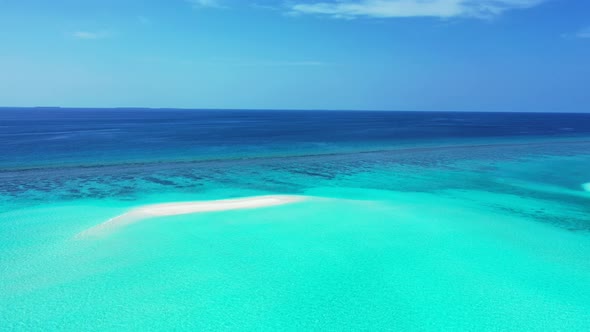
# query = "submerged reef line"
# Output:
<box><xmin>6</xmin><ymin>138</ymin><xmax>590</xmax><ymax>173</ymax></box>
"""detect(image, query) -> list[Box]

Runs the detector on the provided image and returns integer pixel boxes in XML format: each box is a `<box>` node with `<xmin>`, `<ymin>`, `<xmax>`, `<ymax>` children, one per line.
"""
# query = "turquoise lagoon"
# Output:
<box><xmin>1</xmin><ymin>109</ymin><xmax>590</xmax><ymax>330</ymax></box>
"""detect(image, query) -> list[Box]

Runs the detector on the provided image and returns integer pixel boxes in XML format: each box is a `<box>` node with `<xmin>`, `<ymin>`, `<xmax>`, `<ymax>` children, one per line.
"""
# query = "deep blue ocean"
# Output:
<box><xmin>3</xmin><ymin>108</ymin><xmax>590</xmax><ymax>168</ymax></box>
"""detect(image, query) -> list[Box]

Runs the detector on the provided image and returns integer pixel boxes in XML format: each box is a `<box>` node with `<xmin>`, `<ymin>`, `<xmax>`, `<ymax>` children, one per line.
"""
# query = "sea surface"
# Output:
<box><xmin>1</xmin><ymin>108</ymin><xmax>590</xmax><ymax>331</ymax></box>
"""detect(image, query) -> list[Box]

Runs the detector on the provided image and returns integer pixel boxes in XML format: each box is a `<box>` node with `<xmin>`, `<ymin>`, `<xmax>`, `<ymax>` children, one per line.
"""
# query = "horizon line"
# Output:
<box><xmin>0</xmin><ymin>106</ymin><xmax>588</xmax><ymax>114</ymax></box>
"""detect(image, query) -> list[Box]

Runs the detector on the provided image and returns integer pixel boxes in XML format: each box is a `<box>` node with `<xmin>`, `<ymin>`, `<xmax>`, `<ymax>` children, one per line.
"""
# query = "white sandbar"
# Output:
<box><xmin>77</xmin><ymin>195</ymin><xmax>307</xmax><ymax>238</ymax></box>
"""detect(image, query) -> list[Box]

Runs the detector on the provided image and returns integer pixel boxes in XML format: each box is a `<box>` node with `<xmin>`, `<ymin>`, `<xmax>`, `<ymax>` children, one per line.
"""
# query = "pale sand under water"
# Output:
<box><xmin>77</xmin><ymin>195</ymin><xmax>307</xmax><ymax>238</ymax></box>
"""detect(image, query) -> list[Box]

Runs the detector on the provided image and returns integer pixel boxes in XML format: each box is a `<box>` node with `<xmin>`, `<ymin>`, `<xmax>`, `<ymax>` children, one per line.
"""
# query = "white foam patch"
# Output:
<box><xmin>77</xmin><ymin>195</ymin><xmax>307</xmax><ymax>238</ymax></box>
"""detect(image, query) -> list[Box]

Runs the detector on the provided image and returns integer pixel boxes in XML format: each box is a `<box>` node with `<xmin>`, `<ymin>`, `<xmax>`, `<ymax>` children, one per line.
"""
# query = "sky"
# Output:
<box><xmin>0</xmin><ymin>0</ymin><xmax>589</xmax><ymax>112</ymax></box>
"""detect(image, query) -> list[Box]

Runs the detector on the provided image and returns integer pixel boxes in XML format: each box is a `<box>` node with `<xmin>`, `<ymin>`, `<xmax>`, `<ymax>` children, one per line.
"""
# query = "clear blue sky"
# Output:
<box><xmin>0</xmin><ymin>0</ymin><xmax>589</xmax><ymax>112</ymax></box>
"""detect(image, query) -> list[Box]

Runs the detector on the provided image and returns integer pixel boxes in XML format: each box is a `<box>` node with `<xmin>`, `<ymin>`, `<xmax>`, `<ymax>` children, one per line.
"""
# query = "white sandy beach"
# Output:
<box><xmin>77</xmin><ymin>195</ymin><xmax>307</xmax><ymax>238</ymax></box>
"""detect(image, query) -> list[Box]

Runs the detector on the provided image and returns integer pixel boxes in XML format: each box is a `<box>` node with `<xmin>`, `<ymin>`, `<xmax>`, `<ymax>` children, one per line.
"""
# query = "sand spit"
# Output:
<box><xmin>77</xmin><ymin>195</ymin><xmax>307</xmax><ymax>238</ymax></box>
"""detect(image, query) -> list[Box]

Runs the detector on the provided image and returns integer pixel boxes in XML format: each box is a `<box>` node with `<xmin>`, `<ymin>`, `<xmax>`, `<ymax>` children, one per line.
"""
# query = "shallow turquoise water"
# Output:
<box><xmin>2</xmin><ymin>110</ymin><xmax>590</xmax><ymax>330</ymax></box>
<box><xmin>2</xmin><ymin>142</ymin><xmax>590</xmax><ymax>330</ymax></box>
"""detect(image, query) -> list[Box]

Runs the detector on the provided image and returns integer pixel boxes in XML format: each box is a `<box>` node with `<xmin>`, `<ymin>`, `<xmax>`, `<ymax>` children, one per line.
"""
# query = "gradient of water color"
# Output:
<box><xmin>1</xmin><ymin>109</ymin><xmax>590</xmax><ymax>331</ymax></box>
